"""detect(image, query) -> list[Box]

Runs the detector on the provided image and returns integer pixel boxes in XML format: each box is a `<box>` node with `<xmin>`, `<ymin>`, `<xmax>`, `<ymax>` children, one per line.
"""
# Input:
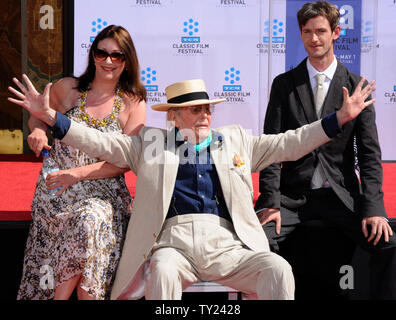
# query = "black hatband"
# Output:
<box><xmin>167</xmin><ymin>91</ymin><xmax>209</xmax><ymax>104</ymax></box>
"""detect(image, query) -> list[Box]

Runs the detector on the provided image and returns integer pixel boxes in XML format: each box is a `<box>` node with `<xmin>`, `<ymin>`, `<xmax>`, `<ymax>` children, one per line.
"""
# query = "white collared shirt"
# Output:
<box><xmin>306</xmin><ymin>57</ymin><xmax>338</xmax><ymax>101</ymax></box>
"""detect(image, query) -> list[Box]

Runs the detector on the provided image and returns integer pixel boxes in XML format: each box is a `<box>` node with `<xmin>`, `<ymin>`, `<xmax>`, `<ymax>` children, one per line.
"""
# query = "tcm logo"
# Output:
<box><xmin>141</xmin><ymin>67</ymin><xmax>158</xmax><ymax>91</ymax></box>
<box><xmin>90</xmin><ymin>18</ymin><xmax>108</xmax><ymax>42</ymax></box>
<box><xmin>362</xmin><ymin>20</ymin><xmax>373</xmax><ymax>43</ymax></box>
<box><xmin>182</xmin><ymin>18</ymin><xmax>200</xmax><ymax>43</ymax></box>
<box><xmin>263</xmin><ymin>19</ymin><xmax>285</xmax><ymax>43</ymax></box>
<box><xmin>223</xmin><ymin>67</ymin><xmax>241</xmax><ymax>92</ymax></box>
<box><xmin>335</xmin><ymin>4</ymin><xmax>354</xmax><ymax>36</ymax></box>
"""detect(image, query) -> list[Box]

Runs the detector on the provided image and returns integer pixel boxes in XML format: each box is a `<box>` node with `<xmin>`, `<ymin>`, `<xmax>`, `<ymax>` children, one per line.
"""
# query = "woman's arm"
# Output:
<box><xmin>8</xmin><ymin>74</ymin><xmax>141</xmax><ymax>195</ymax></box>
<box><xmin>46</xmin><ymin>161</ymin><xmax>130</xmax><ymax>195</ymax></box>
<box><xmin>47</xmin><ymin>95</ymin><xmax>146</xmax><ymax>195</ymax></box>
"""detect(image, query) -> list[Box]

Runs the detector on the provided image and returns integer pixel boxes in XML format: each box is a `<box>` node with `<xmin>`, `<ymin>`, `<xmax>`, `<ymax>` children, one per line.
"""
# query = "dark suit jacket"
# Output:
<box><xmin>255</xmin><ymin>58</ymin><xmax>387</xmax><ymax>218</ymax></box>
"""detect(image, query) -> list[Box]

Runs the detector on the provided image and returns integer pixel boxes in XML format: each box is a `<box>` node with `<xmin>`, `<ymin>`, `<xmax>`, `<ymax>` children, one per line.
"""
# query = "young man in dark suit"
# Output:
<box><xmin>255</xmin><ymin>1</ymin><xmax>396</xmax><ymax>299</ymax></box>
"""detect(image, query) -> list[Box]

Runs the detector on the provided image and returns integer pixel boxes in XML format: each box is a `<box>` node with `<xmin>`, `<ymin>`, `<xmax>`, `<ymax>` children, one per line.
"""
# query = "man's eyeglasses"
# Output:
<box><xmin>186</xmin><ymin>105</ymin><xmax>215</xmax><ymax>115</ymax></box>
<box><xmin>94</xmin><ymin>48</ymin><xmax>125</xmax><ymax>62</ymax></box>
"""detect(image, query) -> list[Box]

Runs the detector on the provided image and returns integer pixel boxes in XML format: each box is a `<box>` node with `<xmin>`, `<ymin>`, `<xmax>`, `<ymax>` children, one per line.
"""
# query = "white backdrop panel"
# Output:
<box><xmin>74</xmin><ymin>0</ymin><xmax>396</xmax><ymax>160</ymax></box>
<box><xmin>375</xmin><ymin>0</ymin><xmax>396</xmax><ymax>160</ymax></box>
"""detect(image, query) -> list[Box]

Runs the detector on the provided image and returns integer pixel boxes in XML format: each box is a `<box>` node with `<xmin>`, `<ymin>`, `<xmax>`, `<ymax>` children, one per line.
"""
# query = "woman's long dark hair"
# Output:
<box><xmin>76</xmin><ymin>25</ymin><xmax>147</xmax><ymax>102</ymax></box>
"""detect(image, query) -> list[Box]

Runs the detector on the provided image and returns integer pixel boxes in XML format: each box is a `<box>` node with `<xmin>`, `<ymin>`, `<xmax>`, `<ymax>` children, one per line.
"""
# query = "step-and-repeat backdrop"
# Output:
<box><xmin>73</xmin><ymin>0</ymin><xmax>396</xmax><ymax>160</ymax></box>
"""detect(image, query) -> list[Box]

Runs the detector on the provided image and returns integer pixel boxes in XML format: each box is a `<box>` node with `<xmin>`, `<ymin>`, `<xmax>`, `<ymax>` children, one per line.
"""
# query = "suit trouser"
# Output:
<box><xmin>145</xmin><ymin>214</ymin><xmax>295</xmax><ymax>300</ymax></box>
<box><xmin>263</xmin><ymin>188</ymin><xmax>396</xmax><ymax>299</ymax></box>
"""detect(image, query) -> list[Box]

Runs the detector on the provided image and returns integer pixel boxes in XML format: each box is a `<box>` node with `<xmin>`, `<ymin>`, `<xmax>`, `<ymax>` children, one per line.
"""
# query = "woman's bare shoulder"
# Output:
<box><xmin>53</xmin><ymin>77</ymin><xmax>78</xmax><ymax>90</ymax></box>
<box><xmin>51</xmin><ymin>77</ymin><xmax>80</xmax><ymax>112</ymax></box>
<box><xmin>120</xmin><ymin>94</ymin><xmax>146</xmax><ymax>136</ymax></box>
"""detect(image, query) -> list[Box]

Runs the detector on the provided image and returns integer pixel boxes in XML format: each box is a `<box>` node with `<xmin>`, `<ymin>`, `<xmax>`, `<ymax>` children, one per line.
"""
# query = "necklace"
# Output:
<box><xmin>78</xmin><ymin>88</ymin><xmax>123</xmax><ymax>128</ymax></box>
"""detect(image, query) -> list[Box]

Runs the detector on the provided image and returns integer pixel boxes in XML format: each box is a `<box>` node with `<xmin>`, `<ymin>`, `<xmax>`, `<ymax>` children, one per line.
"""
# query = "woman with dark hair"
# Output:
<box><xmin>15</xmin><ymin>25</ymin><xmax>146</xmax><ymax>300</ymax></box>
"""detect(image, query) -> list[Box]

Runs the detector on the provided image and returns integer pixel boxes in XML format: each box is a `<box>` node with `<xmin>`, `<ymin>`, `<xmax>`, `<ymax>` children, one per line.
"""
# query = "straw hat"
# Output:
<box><xmin>151</xmin><ymin>79</ymin><xmax>226</xmax><ymax>111</ymax></box>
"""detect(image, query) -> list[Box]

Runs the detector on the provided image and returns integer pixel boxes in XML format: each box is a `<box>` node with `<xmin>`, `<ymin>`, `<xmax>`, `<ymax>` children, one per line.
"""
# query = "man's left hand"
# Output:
<box><xmin>362</xmin><ymin>216</ymin><xmax>394</xmax><ymax>246</ymax></box>
<box><xmin>336</xmin><ymin>77</ymin><xmax>376</xmax><ymax>126</ymax></box>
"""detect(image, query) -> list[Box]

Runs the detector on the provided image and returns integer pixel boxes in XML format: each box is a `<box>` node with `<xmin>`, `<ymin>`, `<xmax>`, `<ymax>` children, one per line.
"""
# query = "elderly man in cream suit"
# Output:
<box><xmin>9</xmin><ymin>76</ymin><xmax>375</xmax><ymax>300</ymax></box>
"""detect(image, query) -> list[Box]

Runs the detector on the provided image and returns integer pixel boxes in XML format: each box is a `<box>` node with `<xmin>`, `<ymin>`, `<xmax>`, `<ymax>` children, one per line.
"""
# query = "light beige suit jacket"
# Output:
<box><xmin>61</xmin><ymin>119</ymin><xmax>330</xmax><ymax>299</ymax></box>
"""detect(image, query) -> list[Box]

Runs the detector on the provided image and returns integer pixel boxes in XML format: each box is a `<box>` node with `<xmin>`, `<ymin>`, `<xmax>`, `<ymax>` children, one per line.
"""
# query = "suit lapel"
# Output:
<box><xmin>162</xmin><ymin>131</ymin><xmax>180</xmax><ymax>216</ymax></box>
<box><xmin>210</xmin><ymin>131</ymin><xmax>233</xmax><ymax>216</ymax></box>
<box><xmin>292</xmin><ymin>59</ymin><xmax>318</xmax><ymax>124</ymax></box>
<box><xmin>320</xmin><ymin>60</ymin><xmax>347</xmax><ymax>117</ymax></box>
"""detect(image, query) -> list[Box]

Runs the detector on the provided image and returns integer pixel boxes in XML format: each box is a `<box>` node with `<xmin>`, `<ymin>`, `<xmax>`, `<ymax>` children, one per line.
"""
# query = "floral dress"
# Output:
<box><xmin>17</xmin><ymin>90</ymin><xmax>132</xmax><ymax>300</ymax></box>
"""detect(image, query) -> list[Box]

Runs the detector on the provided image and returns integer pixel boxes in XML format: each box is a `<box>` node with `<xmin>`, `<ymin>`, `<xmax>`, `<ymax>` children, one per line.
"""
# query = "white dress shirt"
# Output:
<box><xmin>306</xmin><ymin>57</ymin><xmax>338</xmax><ymax>110</ymax></box>
<box><xmin>307</xmin><ymin>57</ymin><xmax>338</xmax><ymax>189</ymax></box>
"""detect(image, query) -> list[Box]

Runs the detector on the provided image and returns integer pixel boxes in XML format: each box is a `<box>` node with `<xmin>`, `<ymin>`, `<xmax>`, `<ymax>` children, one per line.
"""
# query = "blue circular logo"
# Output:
<box><xmin>225</xmin><ymin>68</ymin><xmax>241</xmax><ymax>84</ymax></box>
<box><xmin>91</xmin><ymin>18</ymin><xmax>108</xmax><ymax>34</ymax></box>
<box><xmin>183</xmin><ymin>19</ymin><xmax>199</xmax><ymax>35</ymax></box>
<box><xmin>141</xmin><ymin>67</ymin><xmax>157</xmax><ymax>84</ymax></box>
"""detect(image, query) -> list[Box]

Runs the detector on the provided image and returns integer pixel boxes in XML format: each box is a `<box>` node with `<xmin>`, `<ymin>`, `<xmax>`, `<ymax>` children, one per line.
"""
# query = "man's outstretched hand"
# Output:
<box><xmin>8</xmin><ymin>74</ymin><xmax>56</xmax><ymax>126</ymax></box>
<box><xmin>336</xmin><ymin>77</ymin><xmax>376</xmax><ymax>126</ymax></box>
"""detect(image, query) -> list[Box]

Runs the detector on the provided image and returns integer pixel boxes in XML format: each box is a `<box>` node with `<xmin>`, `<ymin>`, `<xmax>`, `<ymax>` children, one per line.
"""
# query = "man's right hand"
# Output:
<box><xmin>8</xmin><ymin>74</ymin><xmax>56</xmax><ymax>126</ymax></box>
<box><xmin>258</xmin><ymin>208</ymin><xmax>281</xmax><ymax>235</ymax></box>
